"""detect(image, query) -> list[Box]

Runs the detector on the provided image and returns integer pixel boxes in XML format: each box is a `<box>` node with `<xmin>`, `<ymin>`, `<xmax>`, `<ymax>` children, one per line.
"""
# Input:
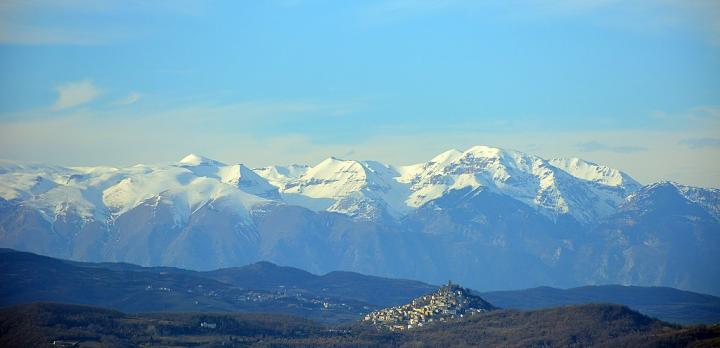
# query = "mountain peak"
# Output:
<box><xmin>548</xmin><ymin>157</ymin><xmax>640</xmax><ymax>190</ymax></box>
<box><xmin>430</xmin><ymin>148</ymin><xmax>462</xmax><ymax>165</ymax></box>
<box><xmin>464</xmin><ymin>145</ymin><xmax>505</xmax><ymax>156</ymax></box>
<box><xmin>311</xmin><ymin>156</ymin><xmax>365</xmax><ymax>175</ymax></box>
<box><xmin>178</xmin><ymin>154</ymin><xmax>224</xmax><ymax>166</ymax></box>
<box><xmin>217</xmin><ymin>164</ymin><xmax>280</xmax><ymax>199</ymax></box>
<box><xmin>247</xmin><ymin>260</ymin><xmax>282</xmax><ymax>270</ymax></box>
<box><xmin>650</xmin><ymin>180</ymin><xmax>681</xmax><ymax>188</ymax></box>
<box><xmin>321</xmin><ymin>156</ymin><xmax>352</xmax><ymax>164</ymax></box>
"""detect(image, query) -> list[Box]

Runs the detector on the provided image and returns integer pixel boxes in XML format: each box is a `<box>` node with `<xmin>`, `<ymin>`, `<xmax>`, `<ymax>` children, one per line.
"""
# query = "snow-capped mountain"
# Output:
<box><xmin>548</xmin><ymin>157</ymin><xmax>641</xmax><ymax>191</ymax></box>
<box><xmin>0</xmin><ymin>155</ymin><xmax>267</xmax><ymax>226</ymax></box>
<box><xmin>250</xmin><ymin>145</ymin><xmax>642</xmax><ymax>222</ymax></box>
<box><xmin>0</xmin><ymin>146</ymin><xmax>718</xmax><ymax>295</ymax></box>
<box><xmin>177</xmin><ymin>154</ymin><xmax>280</xmax><ymax>200</ymax></box>
<box><xmin>253</xmin><ymin>164</ymin><xmax>310</xmax><ymax>190</ymax></box>
<box><xmin>258</xmin><ymin>157</ymin><xmax>409</xmax><ymax>219</ymax></box>
<box><xmin>0</xmin><ymin>146</ymin><xmax>643</xmax><ymax>224</ymax></box>
<box><xmin>394</xmin><ymin>145</ymin><xmax>637</xmax><ymax>222</ymax></box>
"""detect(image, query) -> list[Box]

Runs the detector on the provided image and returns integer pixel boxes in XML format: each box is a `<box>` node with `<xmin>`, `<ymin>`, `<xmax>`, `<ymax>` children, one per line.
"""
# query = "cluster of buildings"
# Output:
<box><xmin>144</xmin><ymin>282</ymin><xmax>365</xmax><ymax>314</ymax></box>
<box><xmin>363</xmin><ymin>281</ymin><xmax>494</xmax><ymax>331</ymax></box>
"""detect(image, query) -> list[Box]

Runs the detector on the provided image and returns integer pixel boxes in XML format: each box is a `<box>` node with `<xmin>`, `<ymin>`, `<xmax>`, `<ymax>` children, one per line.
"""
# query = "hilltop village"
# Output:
<box><xmin>363</xmin><ymin>281</ymin><xmax>496</xmax><ymax>331</ymax></box>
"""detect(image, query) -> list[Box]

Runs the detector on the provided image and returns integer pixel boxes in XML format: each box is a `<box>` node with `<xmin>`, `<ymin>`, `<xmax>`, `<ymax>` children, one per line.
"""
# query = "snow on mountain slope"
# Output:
<box><xmin>0</xmin><ymin>147</ymin><xmax>646</xmax><ymax>223</ymax></box>
<box><xmin>548</xmin><ymin>158</ymin><xmax>641</xmax><ymax>192</ymax></box>
<box><xmin>0</xmin><ymin>161</ymin><xmax>126</xmax><ymax>221</ymax></box>
<box><xmin>218</xmin><ymin>165</ymin><xmax>280</xmax><ymax>199</ymax></box>
<box><xmin>254</xmin><ymin>164</ymin><xmax>310</xmax><ymax>189</ymax></box>
<box><xmin>176</xmin><ymin>155</ymin><xmax>279</xmax><ymax>199</ymax></box>
<box><xmin>291</xmin><ymin>157</ymin><xmax>372</xmax><ymax>197</ymax></box>
<box><xmin>274</xmin><ymin>157</ymin><xmax>410</xmax><ymax>219</ymax></box>
<box><xmin>624</xmin><ymin>181</ymin><xmax>720</xmax><ymax>221</ymax></box>
<box><xmin>178</xmin><ymin>153</ymin><xmax>225</xmax><ymax>167</ymax></box>
<box><xmin>395</xmin><ymin>146</ymin><xmax>636</xmax><ymax>222</ymax></box>
<box><xmin>0</xmin><ymin>172</ymin><xmax>59</xmax><ymax>202</ymax></box>
<box><xmin>2</xmin><ymin>149</ymin><xmax>719</xmax><ymax>294</ymax></box>
<box><xmin>396</xmin><ymin>148</ymin><xmax>463</xmax><ymax>180</ymax></box>
<box><xmin>100</xmin><ymin>156</ymin><xmax>272</xmax><ymax>223</ymax></box>
<box><xmin>0</xmin><ymin>155</ymin><xmax>272</xmax><ymax>224</ymax></box>
<box><xmin>102</xmin><ymin>166</ymin><xmax>266</xmax><ymax>222</ymax></box>
<box><xmin>247</xmin><ymin>146</ymin><xmax>641</xmax><ymax>222</ymax></box>
<box><xmin>398</xmin><ymin>146</ymin><xmax>564</xmax><ymax>211</ymax></box>
<box><xmin>0</xmin><ymin>160</ymin><xmax>72</xmax><ymax>201</ymax></box>
<box><xmin>678</xmin><ymin>184</ymin><xmax>720</xmax><ymax>220</ymax></box>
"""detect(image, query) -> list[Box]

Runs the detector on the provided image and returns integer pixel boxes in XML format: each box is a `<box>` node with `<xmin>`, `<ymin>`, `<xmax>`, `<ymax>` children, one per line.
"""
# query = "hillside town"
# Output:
<box><xmin>363</xmin><ymin>281</ymin><xmax>495</xmax><ymax>331</ymax></box>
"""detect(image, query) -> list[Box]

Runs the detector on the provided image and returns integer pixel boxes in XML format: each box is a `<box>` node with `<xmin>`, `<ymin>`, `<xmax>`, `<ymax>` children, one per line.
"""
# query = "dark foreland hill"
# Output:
<box><xmin>203</xmin><ymin>261</ymin><xmax>436</xmax><ymax>307</ymax></box>
<box><xmin>0</xmin><ymin>248</ymin><xmax>434</xmax><ymax>322</ymax></box>
<box><xmin>2</xmin><ymin>248</ymin><xmax>720</xmax><ymax>325</ymax></box>
<box><xmin>1</xmin><ymin>302</ymin><xmax>718</xmax><ymax>347</ymax></box>
<box><xmin>481</xmin><ymin>285</ymin><xmax>720</xmax><ymax>325</ymax></box>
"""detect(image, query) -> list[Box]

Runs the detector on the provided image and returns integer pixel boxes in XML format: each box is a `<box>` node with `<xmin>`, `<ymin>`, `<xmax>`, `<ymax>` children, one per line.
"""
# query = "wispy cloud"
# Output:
<box><xmin>0</xmin><ymin>98</ymin><xmax>358</xmax><ymax>167</ymax></box>
<box><xmin>114</xmin><ymin>92</ymin><xmax>142</xmax><ymax>106</ymax></box>
<box><xmin>53</xmin><ymin>80</ymin><xmax>101</xmax><ymax>110</ymax></box>
<box><xmin>679</xmin><ymin>137</ymin><xmax>720</xmax><ymax>149</ymax></box>
<box><xmin>686</xmin><ymin>106</ymin><xmax>720</xmax><ymax>123</ymax></box>
<box><xmin>575</xmin><ymin>141</ymin><xmax>646</xmax><ymax>154</ymax></box>
<box><xmin>650</xmin><ymin>105</ymin><xmax>720</xmax><ymax>131</ymax></box>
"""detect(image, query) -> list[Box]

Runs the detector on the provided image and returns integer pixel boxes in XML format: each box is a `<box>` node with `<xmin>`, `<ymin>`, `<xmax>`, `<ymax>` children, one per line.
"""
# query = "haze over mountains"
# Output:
<box><xmin>3</xmin><ymin>249</ymin><xmax>719</xmax><ymax>325</ymax></box>
<box><xmin>0</xmin><ymin>145</ymin><xmax>718</xmax><ymax>295</ymax></box>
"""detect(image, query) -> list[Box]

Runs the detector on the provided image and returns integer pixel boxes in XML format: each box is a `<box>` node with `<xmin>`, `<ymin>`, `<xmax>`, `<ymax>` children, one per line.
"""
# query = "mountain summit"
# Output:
<box><xmin>178</xmin><ymin>153</ymin><xmax>224</xmax><ymax>167</ymax></box>
<box><xmin>0</xmin><ymin>146</ymin><xmax>718</xmax><ymax>295</ymax></box>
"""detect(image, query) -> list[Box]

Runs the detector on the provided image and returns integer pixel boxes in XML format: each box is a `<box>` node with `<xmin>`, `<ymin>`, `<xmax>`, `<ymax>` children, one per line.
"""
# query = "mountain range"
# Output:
<box><xmin>2</xmin><ymin>249</ymin><xmax>719</xmax><ymax>325</ymax></box>
<box><xmin>0</xmin><ymin>248</ymin><xmax>434</xmax><ymax>323</ymax></box>
<box><xmin>1</xmin><ymin>145</ymin><xmax>718</xmax><ymax>295</ymax></box>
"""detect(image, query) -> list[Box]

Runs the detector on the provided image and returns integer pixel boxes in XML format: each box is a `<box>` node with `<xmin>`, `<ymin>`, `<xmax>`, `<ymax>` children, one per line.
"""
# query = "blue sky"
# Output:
<box><xmin>0</xmin><ymin>0</ymin><xmax>719</xmax><ymax>187</ymax></box>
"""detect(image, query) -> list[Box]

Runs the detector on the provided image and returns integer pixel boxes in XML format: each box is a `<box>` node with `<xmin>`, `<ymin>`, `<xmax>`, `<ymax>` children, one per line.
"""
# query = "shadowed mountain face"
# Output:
<box><xmin>0</xmin><ymin>149</ymin><xmax>719</xmax><ymax>296</ymax></box>
<box><xmin>2</xmin><ymin>249</ymin><xmax>720</xmax><ymax>325</ymax></box>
